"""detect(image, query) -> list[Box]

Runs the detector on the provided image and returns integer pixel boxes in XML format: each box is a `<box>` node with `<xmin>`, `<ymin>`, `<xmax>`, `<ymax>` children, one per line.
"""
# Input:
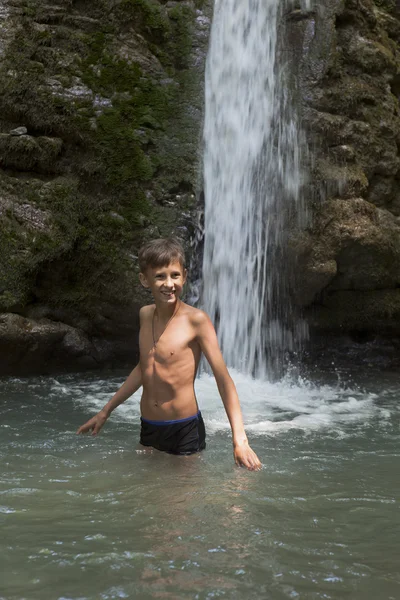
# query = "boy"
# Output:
<box><xmin>77</xmin><ymin>238</ymin><xmax>261</xmax><ymax>471</ymax></box>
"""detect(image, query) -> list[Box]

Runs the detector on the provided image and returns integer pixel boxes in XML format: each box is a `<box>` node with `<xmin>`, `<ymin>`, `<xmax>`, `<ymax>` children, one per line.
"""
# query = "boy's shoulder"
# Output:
<box><xmin>139</xmin><ymin>304</ymin><xmax>155</xmax><ymax>322</ymax></box>
<box><xmin>139</xmin><ymin>302</ymin><xmax>211</xmax><ymax>327</ymax></box>
<box><xmin>181</xmin><ymin>303</ymin><xmax>211</xmax><ymax>327</ymax></box>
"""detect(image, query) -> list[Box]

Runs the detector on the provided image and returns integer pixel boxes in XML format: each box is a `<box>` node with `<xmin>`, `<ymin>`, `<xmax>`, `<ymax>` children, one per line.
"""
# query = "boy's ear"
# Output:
<box><xmin>139</xmin><ymin>272</ymin><xmax>150</xmax><ymax>288</ymax></box>
<box><xmin>183</xmin><ymin>268</ymin><xmax>187</xmax><ymax>284</ymax></box>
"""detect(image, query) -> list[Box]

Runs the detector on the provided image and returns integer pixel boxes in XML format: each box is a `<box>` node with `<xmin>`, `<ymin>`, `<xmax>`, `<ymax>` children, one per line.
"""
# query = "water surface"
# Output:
<box><xmin>1</xmin><ymin>370</ymin><xmax>399</xmax><ymax>599</ymax></box>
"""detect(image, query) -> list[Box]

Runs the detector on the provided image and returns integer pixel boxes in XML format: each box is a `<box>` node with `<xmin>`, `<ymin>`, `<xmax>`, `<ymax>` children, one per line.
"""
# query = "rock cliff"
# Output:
<box><xmin>0</xmin><ymin>0</ymin><xmax>211</xmax><ymax>373</ymax></box>
<box><xmin>287</xmin><ymin>0</ymin><xmax>400</xmax><ymax>366</ymax></box>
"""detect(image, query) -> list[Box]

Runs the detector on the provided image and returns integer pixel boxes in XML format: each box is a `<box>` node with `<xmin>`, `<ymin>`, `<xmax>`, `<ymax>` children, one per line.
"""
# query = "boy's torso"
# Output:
<box><xmin>139</xmin><ymin>302</ymin><xmax>202</xmax><ymax>421</ymax></box>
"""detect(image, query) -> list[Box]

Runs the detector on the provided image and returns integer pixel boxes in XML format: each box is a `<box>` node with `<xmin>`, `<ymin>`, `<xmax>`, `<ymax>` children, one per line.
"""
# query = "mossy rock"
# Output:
<box><xmin>308</xmin><ymin>288</ymin><xmax>400</xmax><ymax>332</ymax></box>
<box><xmin>0</xmin><ymin>0</ymin><xmax>211</xmax><ymax>339</ymax></box>
<box><xmin>339</xmin><ymin>27</ymin><xmax>397</xmax><ymax>73</ymax></box>
<box><xmin>315</xmin><ymin>158</ymin><xmax>369</xmax><ymax>197</ymax></box>
<box><xmin>292</xmin><ymin>198</ymin><xmax>400</xmax><ymax>307</ymax></box>
<box><xmin>373</xmin><ymin>0</ymin><xmax>397</xmax><ymax>13</ymax></box>
<box><xmin>0</xmin><ymin>174</ymin><xmax>80</xmax><ymax>310</ymax></box>
<box><xmin>0</xmin><ymin>133</ymin><xmax>63</xmax><ymax>172</ymax></box>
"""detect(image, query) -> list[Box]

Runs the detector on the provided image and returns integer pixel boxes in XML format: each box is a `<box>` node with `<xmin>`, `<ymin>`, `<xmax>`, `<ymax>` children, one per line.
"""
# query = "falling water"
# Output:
<box><xmin>202</xmin><ymin>0</ymin><xmax>307</xmax><ymax>378</ymax></box>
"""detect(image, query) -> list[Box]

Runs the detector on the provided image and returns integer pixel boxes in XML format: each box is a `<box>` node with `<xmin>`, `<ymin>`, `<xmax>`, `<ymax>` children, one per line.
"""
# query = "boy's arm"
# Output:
<box><xmin>77</xmin><ymin>307</ymin><xmax>145</xmax><ymax>436</ymax></box>
<box><xmin>76</xmin><ymin>363</ymin><xmax>142</xmax><ymax>435</ymax></box>
<box><xmin>194</xmin><ymin>311</ymin><xmax>261</xmax><ymax>471</ymax></box>
<box><xmin>101</xmin><ymin>362</ymin><xmax>143</xmax><ymax>418</ymax></box>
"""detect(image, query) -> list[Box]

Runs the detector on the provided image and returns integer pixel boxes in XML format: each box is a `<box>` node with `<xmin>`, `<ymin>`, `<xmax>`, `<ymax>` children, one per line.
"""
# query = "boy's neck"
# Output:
<box><xmin>154</xmin><ymin>298</ymin><xmax>181</xmax><ymax>321</ymax></box>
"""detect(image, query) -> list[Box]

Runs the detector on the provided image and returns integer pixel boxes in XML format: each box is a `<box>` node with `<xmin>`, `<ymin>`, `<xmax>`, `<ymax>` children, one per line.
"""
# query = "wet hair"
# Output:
<box><xmin>138</xmin><ymin>238</ymin><xmax>186</xmax><ymax>273</ymax></box>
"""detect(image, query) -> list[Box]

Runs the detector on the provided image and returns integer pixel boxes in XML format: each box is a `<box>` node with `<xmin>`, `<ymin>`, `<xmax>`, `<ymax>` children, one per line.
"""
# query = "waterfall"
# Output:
<box><xmin>202</xmin><ymin>0</ymin><xmax>307</xmax><ymax>379</ymax></box>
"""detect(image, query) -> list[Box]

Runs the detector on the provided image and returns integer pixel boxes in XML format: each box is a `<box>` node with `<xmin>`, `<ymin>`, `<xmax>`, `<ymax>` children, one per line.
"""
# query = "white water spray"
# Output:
<box><xmin>202</xmin><ymin>0</ymin><xmax>306</xmax><ymax>378</ymax></box>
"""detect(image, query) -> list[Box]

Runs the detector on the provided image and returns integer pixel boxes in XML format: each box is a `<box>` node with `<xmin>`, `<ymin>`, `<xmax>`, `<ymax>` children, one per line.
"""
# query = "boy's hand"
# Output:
<box><xmin>233</xmin><ymin>441</ymin><xmax>262</xmax><ymax>471</ymax></box>
<box><xmin>76</xmin><ymin>410</ymin><xmax>108</xmax><ymax>436</ymax></box>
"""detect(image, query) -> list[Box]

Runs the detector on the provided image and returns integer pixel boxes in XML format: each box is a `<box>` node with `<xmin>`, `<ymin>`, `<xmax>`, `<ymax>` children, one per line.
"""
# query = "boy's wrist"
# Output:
<box><xmin>233</xmin><ymin>435</ymin><xmax>248</xmax><ymax>448</ymax></box>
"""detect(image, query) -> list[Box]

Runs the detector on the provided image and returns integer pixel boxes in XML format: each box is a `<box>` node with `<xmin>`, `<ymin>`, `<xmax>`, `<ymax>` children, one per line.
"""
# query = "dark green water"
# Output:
<box><xmin>0</xmin><ymin>370</ymin><xmax>399</xmax><ymax>599</ymax></box>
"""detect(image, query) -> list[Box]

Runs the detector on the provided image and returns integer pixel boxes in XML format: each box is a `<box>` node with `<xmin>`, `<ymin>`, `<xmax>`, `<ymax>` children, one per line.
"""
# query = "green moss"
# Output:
<box><xmin>374</xmin><ymin>0</ymin><xmax>397</xmax><ymax>13</ymax></box>
<box><xmin>168</xmin><ymin>4</ymin><xmax>195</xmax><ymax>69</ymax></box>
<box><xmin>37</xmin><ymin>178</ymin><xmax>81</xmax><ymax>233</ymax></box>
<box><xmin>96</xmin><ymin>108</ymin><xmax>154</xmax><ymax>186</ymax></box>
<box><xmin>0</xmin><ymin>220</ymin><xmax>69</xmax><ymax>311</ymax></box>
<box><xmin>115</xmin><ymin>0</ymin><xmax>171</xmax><ymax>40</ymax></box>
<box><xmin>112</xmin><ymin>0</ymin><xmax>195</xmax><ymax>69</ymax></box>
<box><xmin>22</xmin><ymin>1</ymin><xmax>37</xmax><ymax>18</ymax></box>
<box><xmin>83</xmin><ymin>39</ymin><xmax>142</xmax><ymax>93</ymax></box>
<box><xmin>0</xmin><ymin>134</ymin><xmax>63</xmax><ymax>172</ymax></box>
<box><xmin>0</xmin><ymin>20</ymin><xmax>91</xmax><ymax>137</ymax></box>
<box><xmin>78</xmin><ymin>29</ymin><xmax>177</xmax><ymax>193</ymax></box>
<box><xmin>0</xmin><ymin>71</ymin><xmax>82</xmax><ymax>138</ymax></box>
<box><xmin>0</xmin><ymin>169</ymin><xmax>138</xmax><ymax>311</ymax></box>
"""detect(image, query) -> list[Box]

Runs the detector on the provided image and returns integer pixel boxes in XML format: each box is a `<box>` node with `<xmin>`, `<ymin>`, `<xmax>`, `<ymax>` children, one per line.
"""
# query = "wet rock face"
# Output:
<box><xmin>0</xmin><ymin>307</ymin><xmax>141</xmax><ymax>375</ymax></box>
<box><xmin>0</xmin><ymin>0</ymin><xmax>212</xmax><ymax>374</ymax></box>
<box><xmin>287</xmin><ymin>0</ymin><xmax>400</xmax><ymax>351</ymax></box>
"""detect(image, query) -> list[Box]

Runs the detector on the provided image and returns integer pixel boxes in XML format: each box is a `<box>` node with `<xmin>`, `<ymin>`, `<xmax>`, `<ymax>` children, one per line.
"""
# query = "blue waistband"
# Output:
<box><xmin>141</xmin><ymin>411</ymin><xmax>201</xmax><ymax>426</ymax></box>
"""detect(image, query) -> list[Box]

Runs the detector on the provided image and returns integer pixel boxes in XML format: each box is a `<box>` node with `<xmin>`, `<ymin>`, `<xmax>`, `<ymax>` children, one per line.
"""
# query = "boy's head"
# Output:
<box><xmin>138</xmin><ymin>238</ymin><xmax>187</xmax><ymax>302</ymax></box>
<box><xmin>138</xmin><ymin>238</ymin><xmax>186</xmax><ymax>274</ymax></box>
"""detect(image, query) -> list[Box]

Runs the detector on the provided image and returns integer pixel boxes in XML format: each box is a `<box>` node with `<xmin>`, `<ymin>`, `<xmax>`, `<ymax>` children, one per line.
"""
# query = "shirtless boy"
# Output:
<box><xmin>77</xmin><ymin>238</ymin><xmax>261</xmax><ymax>471</ymax></box>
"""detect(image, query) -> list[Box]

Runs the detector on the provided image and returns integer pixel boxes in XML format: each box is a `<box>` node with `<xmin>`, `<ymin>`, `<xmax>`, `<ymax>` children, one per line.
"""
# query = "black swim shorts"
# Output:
<box><xmin>139</xmin><ymin>411</ymin><xmax>206</xmax><ymax>455</ymax></box>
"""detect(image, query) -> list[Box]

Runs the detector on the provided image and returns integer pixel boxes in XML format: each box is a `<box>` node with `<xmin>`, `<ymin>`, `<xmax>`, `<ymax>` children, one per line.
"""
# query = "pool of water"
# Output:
<box><xmin>1</xmin><ymin>369</ymin><xmax>399</xmax><ymax>599</ymax></box>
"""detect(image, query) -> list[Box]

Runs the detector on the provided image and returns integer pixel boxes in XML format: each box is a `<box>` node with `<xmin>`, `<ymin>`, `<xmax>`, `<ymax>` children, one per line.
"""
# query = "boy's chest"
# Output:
<box><xmin>139</xmin><ymin>322</ymin><xmax>196</xmax><ymax>364</ymax></box>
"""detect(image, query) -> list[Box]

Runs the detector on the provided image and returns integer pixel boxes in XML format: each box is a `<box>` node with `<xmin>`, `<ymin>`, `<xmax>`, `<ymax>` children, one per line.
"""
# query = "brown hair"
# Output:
<box><xmin>138</xmin><ymin>238</ymin><xmax>186</xmax><ymax>273</ymax></box>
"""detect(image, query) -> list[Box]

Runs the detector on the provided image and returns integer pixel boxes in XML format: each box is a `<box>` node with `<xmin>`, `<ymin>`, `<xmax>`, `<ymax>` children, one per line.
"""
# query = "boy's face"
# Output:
<box><xmin>139</xmin><ymin>261</ymin><xmax>187</xmax><ymax>304</ymax></box>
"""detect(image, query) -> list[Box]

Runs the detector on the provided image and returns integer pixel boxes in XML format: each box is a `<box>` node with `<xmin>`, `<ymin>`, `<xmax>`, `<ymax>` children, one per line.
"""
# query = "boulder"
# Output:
<box><xmin>0</xmin><ymin>311</ymin><xmax>140</xmax><ymax>375</ymax></box>
<box><xmin>291</xmin><ymin>198</ymin><xmax>400</xmax><ymax>305</ymax></box>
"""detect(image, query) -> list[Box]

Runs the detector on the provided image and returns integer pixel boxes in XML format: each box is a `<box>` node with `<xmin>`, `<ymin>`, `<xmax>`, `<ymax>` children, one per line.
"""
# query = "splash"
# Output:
<box><xmin>64</xmin><ymin>371</ymin><xmax>390</xmax><ymax>438</ymax></box>
<box><xmin>202</xmin><ymin>0</ymin><xmax>307</xmax><ymax>378</ymax></box>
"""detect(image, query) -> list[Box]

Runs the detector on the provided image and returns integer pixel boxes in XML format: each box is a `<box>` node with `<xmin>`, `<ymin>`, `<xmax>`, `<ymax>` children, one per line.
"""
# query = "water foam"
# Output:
<box><xmin>64</xmin><ymin>371</ymin><xmax>389</xmax><ymax>438</ymax></box>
